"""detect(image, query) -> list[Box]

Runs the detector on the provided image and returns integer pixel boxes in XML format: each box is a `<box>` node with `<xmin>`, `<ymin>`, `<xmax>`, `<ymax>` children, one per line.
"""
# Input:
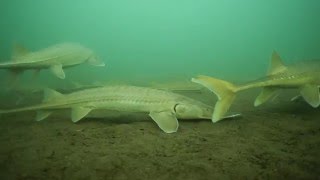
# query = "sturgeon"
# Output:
<box><xmin>192</xmin><ymin>51</ymin><xmax>320</xmax><ymax>122</ymax></box>
<box><xmin>0</xmin><ymin>42</ymin><xmax>105</xmax><ymax>79</ymax></box>
<box><xmin>0</xmin><ymin>86</ymin><xmax>239</xmax><ymax>133</ymax></box>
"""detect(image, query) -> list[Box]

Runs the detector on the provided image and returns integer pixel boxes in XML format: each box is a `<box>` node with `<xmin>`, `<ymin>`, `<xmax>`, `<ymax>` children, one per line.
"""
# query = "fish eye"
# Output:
<box><xmin>173</xmin><ymin>104</ymin><xmax>179</xmax><ymax>112</ymax></box>
<box><xmin>174</xmin><ymin>104</ymin><xmax>186</xmax><ymax>113</ymax></box>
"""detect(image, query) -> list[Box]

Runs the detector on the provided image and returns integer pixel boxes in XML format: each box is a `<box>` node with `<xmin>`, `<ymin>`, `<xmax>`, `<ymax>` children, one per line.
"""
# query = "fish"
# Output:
<box><xmin>0</xmin><ymin>85</ymin><xmax>240</xmax><ymax>133</ymax></box>
<box><xmin>148</xmin><ymin>80</ymin><xmax>205</xmax><ymax>94</ymax></box>
<box><xmin>0</xmin><ymin>42</ymin><xmax>105</xmax><ymax>79</ymax></box>
<box><xmin>191</xmin><ymin>51</ymin><xmax>320</xmax><ymax>122</ymax></box>
<box><xmin>67</xmin><ymin>80</ymin><xmax>205</xmax><ymax>94</ymax></box>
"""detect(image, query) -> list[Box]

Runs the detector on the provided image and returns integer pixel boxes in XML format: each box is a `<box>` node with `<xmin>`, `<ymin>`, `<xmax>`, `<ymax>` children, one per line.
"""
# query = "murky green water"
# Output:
<box><xmin>0</xmin><ymin>1</ymin><xmax>319</xmax><ymax>179</ymax></box>
<box><xmin>0</xmin><ymin>0</ymin><xmax>319</xmax><ymax>87</ymax></box>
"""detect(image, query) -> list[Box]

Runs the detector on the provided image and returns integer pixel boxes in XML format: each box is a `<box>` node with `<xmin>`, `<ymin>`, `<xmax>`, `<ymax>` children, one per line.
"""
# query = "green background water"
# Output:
<box><xmin>0</xmin><ymin>0</ymin><xmax>319</xmax><ymax>88</ymax></box>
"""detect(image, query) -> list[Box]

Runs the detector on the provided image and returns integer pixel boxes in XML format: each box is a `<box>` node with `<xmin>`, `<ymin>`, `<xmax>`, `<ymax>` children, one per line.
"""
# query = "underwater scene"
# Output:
<box><xmin>0</xmin><ymin>0</ymin><xmax>319</xmax><ymax>179</ymax></box>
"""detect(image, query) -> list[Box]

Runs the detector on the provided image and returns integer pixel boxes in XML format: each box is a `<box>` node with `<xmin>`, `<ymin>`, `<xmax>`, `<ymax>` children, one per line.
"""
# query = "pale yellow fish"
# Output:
<box><xmin>192</xmin><ymin>51</ymin><xmax>320</xmax><ymax>122</ymax></box>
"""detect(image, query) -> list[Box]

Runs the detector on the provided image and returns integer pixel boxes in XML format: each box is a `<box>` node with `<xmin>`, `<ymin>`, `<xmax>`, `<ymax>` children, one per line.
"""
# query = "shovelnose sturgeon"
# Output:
<box><xmin>192</xmin><ymin>51</ymin><xmax>320</xmax><ymax>122</ymax></box>
<box><xmin>0</xmin><ymin>86</ymin><xmax>239</xmax><ymax>133</ymax></box>
<box><xmin>0</xmin><ymin>42</ymin><xmax>105</xmax><ymax>79</ymax></box>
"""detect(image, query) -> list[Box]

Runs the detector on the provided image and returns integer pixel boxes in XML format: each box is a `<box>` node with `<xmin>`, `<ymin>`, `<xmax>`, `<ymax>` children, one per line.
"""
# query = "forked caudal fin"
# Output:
<box><xmin>191</xmin><ymin>75</ymin><xmax>238</xmax><ymax>123</ymax></box>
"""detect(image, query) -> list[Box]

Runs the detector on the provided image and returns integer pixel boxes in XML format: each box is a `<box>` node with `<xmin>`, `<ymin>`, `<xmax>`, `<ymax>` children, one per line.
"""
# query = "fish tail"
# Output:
<box><xmin>191</xmin><ymin>75</ymin><xmax>238</xmax><ymax>122</ymax></box>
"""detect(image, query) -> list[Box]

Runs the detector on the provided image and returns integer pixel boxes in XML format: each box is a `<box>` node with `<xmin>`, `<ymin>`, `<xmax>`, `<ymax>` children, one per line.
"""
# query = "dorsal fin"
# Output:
<box><xmin>12</xmin><ymin>43</ymin><xmax>29</xmax><ymax>59</ymax></box>
<box><xmin>43</xmin><ymin>88</ymin><xmax>63</xmax><ymax>102</ymax></box>
<box><xmin>267</xmin><ymin>51</ymin><xmax>287</xmax><ymax>75</ymax></box>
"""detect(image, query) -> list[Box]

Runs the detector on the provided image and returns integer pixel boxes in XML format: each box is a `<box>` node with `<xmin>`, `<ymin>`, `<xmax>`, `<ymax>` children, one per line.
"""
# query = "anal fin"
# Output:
<box><xmin>254</xmin><ymin>87</ymin><xmax>279</xmax><ymax>107</ymax></box>
<box><xmin>149</xmin><ymin>111</ymin><xmax>179</xmax><ymax>133</ymax></box>
<box><xmin>36</xmin><ymin>110</ymin><xmax>52</xmax><ymax>121</ymax></box>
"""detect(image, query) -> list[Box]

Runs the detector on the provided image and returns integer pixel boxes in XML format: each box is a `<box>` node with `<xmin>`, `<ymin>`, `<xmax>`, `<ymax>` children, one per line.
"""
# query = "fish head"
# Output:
<box><xmin>174</xmin><ymin>102</ymin><xmax>213</xmax><ymax>120</ymax></box>
<box><xmin>87</xmin><ymin>55</ymin><xmax>106</xmax><ymax>67</ymax></box>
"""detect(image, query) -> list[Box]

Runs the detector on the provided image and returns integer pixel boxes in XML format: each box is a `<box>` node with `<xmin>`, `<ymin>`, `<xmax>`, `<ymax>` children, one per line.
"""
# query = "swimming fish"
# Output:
<box><xmin>0</xmin><ymin>85</ymin><xmax>239</xmax><ymax>133</ymax></box>
<box><xmin>192</xmin><ymin>51</ymin><xmax>320</xmax><ymax>122</ymax></box>
<box><xmin>0</xmin><ymin>42</ymin><xmax>105</xmax><ymax>79</ymax></box>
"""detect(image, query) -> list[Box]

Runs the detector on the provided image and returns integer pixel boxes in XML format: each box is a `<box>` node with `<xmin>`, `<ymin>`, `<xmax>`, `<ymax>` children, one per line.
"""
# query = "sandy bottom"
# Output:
<box><xmin>0</xmin><ymin>90</ymin><xmax>319</xmax><ymax>179</ymax></box>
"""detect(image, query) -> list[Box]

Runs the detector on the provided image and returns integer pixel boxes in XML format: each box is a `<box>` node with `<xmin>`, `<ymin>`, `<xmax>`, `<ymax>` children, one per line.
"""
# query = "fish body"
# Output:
<box><xmin>192</xmin><ymin>51</ymin><xmax>320</xmax><ymax>122</ymax></box>
<box><xmin>0</xmin><ymin>86</ymin><xmax>216</xmax><ymax>133</ymax></box>
<box><xmin>0</xmin><ymin>42</ymin><xmax>105</xmax><ymax>79</ymax></box>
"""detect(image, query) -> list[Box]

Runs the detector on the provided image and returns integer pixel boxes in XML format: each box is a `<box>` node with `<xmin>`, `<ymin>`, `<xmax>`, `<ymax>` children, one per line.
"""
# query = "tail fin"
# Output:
<box><xmin>191</xmin><ymin>75</ymin><xmax>238</xmax><ymax>123</ymax></box>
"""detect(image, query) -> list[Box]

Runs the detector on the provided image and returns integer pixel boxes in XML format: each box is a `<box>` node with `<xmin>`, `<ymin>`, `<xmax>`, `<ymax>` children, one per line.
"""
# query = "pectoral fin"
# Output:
<box><xmin>300</xmin><ymin>84</ymin><xmax>320</xmax><ymax>108</ymax></box>
<box><xmin>50</xmin><ymin>64</ymin><xmax>65</xmax><ymax>79</ymax></box>
<box><xmin>149</xmin><ymin>111</ymin><xmax>179</xmax><ymax>133</ymax></box>
<box><xmin>254</xmin><ymin>87</ymin><xmax>279</xmax><ymax>106</ymax></box>
<box><xmin>71</xmin><ymin>107</ymin><xmax>92</xmax><ymax>122</ymax></box>
<box><xmin>36</xmin><ymin>110</ymin><xmax>52</xmax><ymax>121</ymax></box>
